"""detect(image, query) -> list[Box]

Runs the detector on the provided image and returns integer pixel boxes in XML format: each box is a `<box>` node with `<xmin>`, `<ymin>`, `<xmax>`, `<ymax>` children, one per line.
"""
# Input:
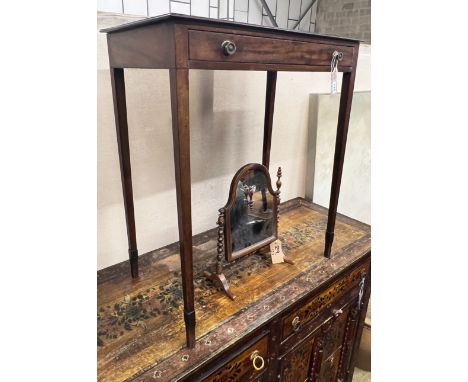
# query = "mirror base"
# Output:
<box><xmin>283</xmin><ymin>255</ymin><xmax>295</xmax><ymax>265</ymax></box>
<box><xmin>204</xmin><ymin>270</ymin><xmax>236</xmax><ymax>300</ymax></box>
<box><xmin>257</xmin><ymin>246</ymin><xmax>295</xmax><ymax>266</ymax></box>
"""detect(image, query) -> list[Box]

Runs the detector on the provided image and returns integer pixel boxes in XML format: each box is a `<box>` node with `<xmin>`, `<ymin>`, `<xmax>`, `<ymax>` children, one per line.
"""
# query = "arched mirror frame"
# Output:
<box><xmin>222</xmin><ymin>163</ymin><xmax>280</xmax><ymax>262</ymax></box>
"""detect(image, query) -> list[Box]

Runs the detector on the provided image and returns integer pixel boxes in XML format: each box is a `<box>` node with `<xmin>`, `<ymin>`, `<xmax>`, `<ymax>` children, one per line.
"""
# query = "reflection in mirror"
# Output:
<box><xmin>231</xmin><ymin>169</ymin><xmax>275</xmax><ymax>253</ymax></box>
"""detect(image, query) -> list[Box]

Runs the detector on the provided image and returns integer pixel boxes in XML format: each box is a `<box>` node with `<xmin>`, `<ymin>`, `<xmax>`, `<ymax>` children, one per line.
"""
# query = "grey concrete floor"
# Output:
<box><xmin>353</xmin><ymin>368</ymin><xmax>371</xmax><ymax>382</ymax></box>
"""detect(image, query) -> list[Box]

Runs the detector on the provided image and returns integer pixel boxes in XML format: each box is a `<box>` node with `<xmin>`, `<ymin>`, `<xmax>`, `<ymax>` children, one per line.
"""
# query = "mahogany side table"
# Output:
<box><xmin>101</xmin><ymin>14</ymin><xmax>360</xmax><ymax>349</ymax></box>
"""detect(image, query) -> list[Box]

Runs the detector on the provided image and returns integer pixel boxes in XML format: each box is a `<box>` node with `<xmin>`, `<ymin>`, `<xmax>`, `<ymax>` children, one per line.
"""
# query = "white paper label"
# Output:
<box><xmin>331</xmin><ymin>69</ymin><xmax>338</xmax><ymax>94</ymax></box>
<box><xmin>330</xmin><ymin>51</ymin><xmax>340</xmax><ymax>95</ymax></box>
<box><xmin>270</xmin><ymin>239</ymin><xmax>285</xmax><ymax>264</ymax></box>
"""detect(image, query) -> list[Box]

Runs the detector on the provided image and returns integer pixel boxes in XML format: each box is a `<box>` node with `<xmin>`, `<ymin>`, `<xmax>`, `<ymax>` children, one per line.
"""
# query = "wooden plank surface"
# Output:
<box><xmin>97</xmin><ymin>198</ymin><xmax>370</xmax><ymax>382</ymax></box>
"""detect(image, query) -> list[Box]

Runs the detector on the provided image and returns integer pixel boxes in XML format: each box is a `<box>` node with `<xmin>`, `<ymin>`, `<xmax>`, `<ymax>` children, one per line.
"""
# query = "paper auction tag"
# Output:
<box><xmin>270</xmin><ymin>239</ymin><xmax>285</xmax><ymax>264</ymax></box>
<box><xmin>330</xmin><ymin>51</ymin><xmax>340</xmax><ymax>94</ymax></box>
<box><xmin>331</xmin><ymin>69</ymin><xmax>338</xmax><ymax>94</ymax></box>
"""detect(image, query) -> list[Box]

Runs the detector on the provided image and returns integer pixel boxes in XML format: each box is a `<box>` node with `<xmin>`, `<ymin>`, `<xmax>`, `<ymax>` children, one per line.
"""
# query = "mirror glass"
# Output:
<box><xmin>230</xmin><ymin>169</ymin><xmax>275</xmax><ymax>254</ymax></box>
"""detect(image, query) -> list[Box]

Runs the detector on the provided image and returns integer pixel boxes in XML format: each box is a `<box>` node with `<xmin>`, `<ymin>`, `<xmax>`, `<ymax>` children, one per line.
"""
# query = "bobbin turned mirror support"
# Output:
<box><xmin>204</xmin><ymin>208</ymin><xmax>236</xmax><ymax>301</ymax></box>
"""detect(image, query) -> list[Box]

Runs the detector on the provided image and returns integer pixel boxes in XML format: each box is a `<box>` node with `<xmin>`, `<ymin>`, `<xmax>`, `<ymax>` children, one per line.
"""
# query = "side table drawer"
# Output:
<box><xmin>201</xmin><ymin>334</ymin><xmax>269</xmax><ymax>382</ymax></box>
<box><xmin>188</xmin><ymin>30</ymin><xmax>355</xmax><ymax>67</ymax></box>
<box><xmin>282</xmin><ymin>262</ymin><xmax>368</xmax><ymax>340</ymax></box>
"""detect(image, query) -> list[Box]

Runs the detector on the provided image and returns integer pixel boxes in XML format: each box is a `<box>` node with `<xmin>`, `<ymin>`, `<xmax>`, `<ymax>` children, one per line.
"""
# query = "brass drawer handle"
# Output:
<box><xmin>291</xmin><ymin>316</ymin><xmax>301</xmax><ymax>331</ymax></box>
<box><xmin>250</xmin><ymin>350</ymin><xmax>265</xmax><ymax>371</ymax></box>
<box><xmin>332</xmin><ymin>308</ymin><xmax>343</xmax><ymax>317</ymax></box>
<box><xmin>332</xmin><ymin>50</ymin><xmax>344</xmax><ymax>61</ymax></box>
<box><xmin>221</xmin><ymin>40</ymin><xmax>237</xmax><ymax>56</ymax></box>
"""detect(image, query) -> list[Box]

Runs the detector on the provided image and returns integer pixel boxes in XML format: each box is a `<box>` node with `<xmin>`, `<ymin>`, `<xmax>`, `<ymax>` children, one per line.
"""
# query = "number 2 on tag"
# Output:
<box><xmin>270</xmin><ymin>239</ymin><xmax>285</xmax><ymax>264</ymax></box>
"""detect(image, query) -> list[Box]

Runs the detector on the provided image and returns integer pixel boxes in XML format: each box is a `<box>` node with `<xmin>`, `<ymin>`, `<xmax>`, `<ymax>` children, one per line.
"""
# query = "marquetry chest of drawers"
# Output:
<box><xmin>98</xmin><ymin>199</ymin><xmax>370</xmax><ymax>382</ymax></box>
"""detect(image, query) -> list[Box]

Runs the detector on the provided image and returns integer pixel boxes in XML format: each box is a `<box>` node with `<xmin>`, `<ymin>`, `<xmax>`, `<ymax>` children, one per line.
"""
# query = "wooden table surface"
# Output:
<box><xmin>97</xmin><ymin>198</ymin><xmax>370</xmax><ymax>382</ymax></box>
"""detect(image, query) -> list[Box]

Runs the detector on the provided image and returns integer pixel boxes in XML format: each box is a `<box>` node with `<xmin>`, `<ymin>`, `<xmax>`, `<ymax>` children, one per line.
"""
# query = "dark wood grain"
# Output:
<box><xmin>278</xmin><ymin>333</ymin><xmax>316</xmax><ymax>382</ymax></box>
<box><xmin>188</xmin><ymin>29</ymin><xmax>355</xmax><ymax>67</ymax></box>
<box><xmin>107</xmin><ymin>23</ymin><xmax>175</xmax><ymax>69</ymax></box>
<box><xmin>109</xmin><ymin>68</ymin><xmax>139</xmax><ymax>278</ymax></box>
<box><xmin>174</xmin><ymin>24</ymin><xmax>189</xmax><ymax>68</ymax></box>
<box><xmin>170</xmin><ymin>67</ymin><xmax>195</xmax><ymax>348</ymax></box>
<box><xmin>188</xmin><ymin>60</ymin><xmax>353</xmax><ymax>72</ymax></box>
<box><xmin>103</xmin><ymin>15</ymin><xmax>358</xmax><ymax>72</ymax></box>
<box><xmin>262</xmin><ymin>71</ymin><xmax>277</xmax><ymax>169</ymax></box>
<box><xmin>344</xmin><ymin>257</ymin><xmax>371</xmax><ymax>382</ymax></box>
<box><xmin>324</xmin><ymin>47</ymin><xmax>359</xmax><ymax>259</ymax></box>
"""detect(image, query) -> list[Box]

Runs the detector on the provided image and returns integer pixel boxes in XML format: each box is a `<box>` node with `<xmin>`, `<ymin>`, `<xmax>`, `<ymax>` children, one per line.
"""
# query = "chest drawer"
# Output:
<box><xmin>282</xmin><ymin>262</ymin><xmax>368</xmax><ymax>340</ymax></box>
<box><xmin>188</xmin><ymin>30</ymin><xmax>355</xmax><ymax>67</ymax></box>
<box><xmin>201</xmin><ymin>333</ymin><xmax>269</xmax><ymax>382</ymax></box>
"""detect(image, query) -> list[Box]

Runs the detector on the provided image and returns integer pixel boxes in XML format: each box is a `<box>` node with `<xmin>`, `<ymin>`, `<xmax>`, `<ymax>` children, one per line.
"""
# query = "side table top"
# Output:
<box><xmin>100</xmin><ymin>13</ymin><xmax>359</xmax><ymax>44</ymax></box>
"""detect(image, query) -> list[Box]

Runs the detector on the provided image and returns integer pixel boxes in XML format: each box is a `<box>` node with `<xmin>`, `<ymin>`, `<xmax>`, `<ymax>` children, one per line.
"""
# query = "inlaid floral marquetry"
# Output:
<box><xmin>97</xmin><ymin>199</ymin><xmax>369</xmax><ymax>382</ymax></box>
<box><xmin>318</xmin><ymin>347</ymin><xmax>342</xmax><ymax>381</ymax></box>
<box><xmin>201</xmin><ymin>335</ymin><xmax>268</xmax><ymax>382</ymax></box>
<box><xmin>282</xmin><ymin>262</ymin><xmax>368</xmax><ymax>339</ymax></box>
<box><xmin>97</xmin><ymin>216</ymin><xmax>334</xmax><ymax>347</ymax></box>
<box><xmin>280</xmin><ymin>337</ymin><xmax>315</xmax><ymax>382</ymax></box>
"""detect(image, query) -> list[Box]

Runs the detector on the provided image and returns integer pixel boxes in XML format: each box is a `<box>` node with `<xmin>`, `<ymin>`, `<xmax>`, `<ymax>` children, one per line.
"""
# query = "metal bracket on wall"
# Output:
<box><xmin>257</xmin><ymin>0</ymin><xmax>278</xmax><ymax>27</ymax></box>
<box><xmin>292</xmin><ymin>0</ymin><xmax>318</xmax><ymax>29</ymax></box>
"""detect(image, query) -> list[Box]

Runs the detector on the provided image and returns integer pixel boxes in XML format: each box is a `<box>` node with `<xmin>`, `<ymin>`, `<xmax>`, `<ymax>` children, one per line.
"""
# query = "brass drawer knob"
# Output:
<box><xmin>250</xmin><ymin>350</ymin><xmax>265</xmax><ymax>371</ymax></box>
<box><xmin>332</xmin><ymin>308</ymin><xmax>343</xmax><ymax>317</ymax></box>
<box><xmin>291</xmin><ymin>316</ymin><xmax>301</xmax><ymax>331</ymax></box>
<box><xmin>221</xmin><ymin>40</ymin><xmax>237</xmax><ymax>56</ymax></box>
<box><xmin>333</xmin><ymin>50</ymin><xmax>344</xmax><ymax>61</ymax></box>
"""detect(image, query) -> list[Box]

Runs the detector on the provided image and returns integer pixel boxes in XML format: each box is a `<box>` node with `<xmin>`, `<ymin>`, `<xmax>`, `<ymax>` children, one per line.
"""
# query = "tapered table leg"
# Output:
<box><xmin>169</xmin><ymin>68</ymin><xmax>196</xmax><ymax>348</ymax></box>
<box><xmin>324</xmin><ymin>69</ymin><xmax>357</xmax><ymax>258</ymax></box>
<box><xmin>110</xmin><ymin>67</ymin><xmax>139</xmax><ymax>278</ymax></box>
<box><xmin>262</xmin><ymin>71</ymin><xmax>277</xmax><ymax>169</ymax></box>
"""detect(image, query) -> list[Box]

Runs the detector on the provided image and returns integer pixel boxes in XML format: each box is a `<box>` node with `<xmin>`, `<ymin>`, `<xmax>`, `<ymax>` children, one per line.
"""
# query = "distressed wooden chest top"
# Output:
<box><xmin>97</xmin><ymin>198</ymin><xmax>370</xmax><ymax>382</ymax></box>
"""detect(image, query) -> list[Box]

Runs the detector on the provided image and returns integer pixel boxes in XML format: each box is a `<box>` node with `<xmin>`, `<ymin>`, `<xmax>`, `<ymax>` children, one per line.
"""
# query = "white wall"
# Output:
<box><xmin>308</xmin><ymin>92</ymin><xmax>371</xmax><ymax>225</ymax></box>
<box><xmin>97</xmin><ymin>12</ymin><xmax>371</xmax><ymax>270</ymax></box>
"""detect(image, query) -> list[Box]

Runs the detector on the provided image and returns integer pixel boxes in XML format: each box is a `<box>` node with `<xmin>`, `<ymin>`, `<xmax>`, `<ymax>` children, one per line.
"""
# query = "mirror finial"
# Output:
<box><xmin>276</xmin><ymin>167</ymin><xmax>282</xmax><ymax>197</ymax></box>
